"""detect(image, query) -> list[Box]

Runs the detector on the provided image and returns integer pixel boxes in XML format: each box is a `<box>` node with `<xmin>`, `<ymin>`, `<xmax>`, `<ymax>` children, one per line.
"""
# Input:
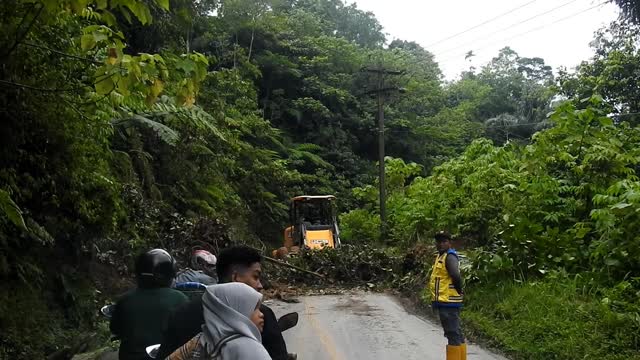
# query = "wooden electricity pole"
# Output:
<box><xmin>362</xmin><ymin>65</ymin><xmax>404</xmax><ymax>239</ymax></box>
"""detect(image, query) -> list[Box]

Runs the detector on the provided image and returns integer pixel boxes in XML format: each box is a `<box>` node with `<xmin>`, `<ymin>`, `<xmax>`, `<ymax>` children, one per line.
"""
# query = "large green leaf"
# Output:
<box><xmin>0</xmin><ymin>190</ymin><xmax>26</xmax><ymax>230</ymax></box>
<box><xmin>95</xmin><ymin>75</ymin><xmax>114</xmax><ymax>95</ymax></box>
<box><xmin>81</xmin><ymin>34</ymin><xmax>96</xmax><ymax>50</ymax></box>
<box><xmin>156</xmin><ymin>0</ymin><xmax>170</xmax><ymax>11</ymax></box>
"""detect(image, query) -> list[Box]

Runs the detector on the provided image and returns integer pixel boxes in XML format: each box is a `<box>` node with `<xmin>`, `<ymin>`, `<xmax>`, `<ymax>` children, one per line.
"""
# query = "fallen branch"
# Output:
<box><xmin>263</xmin><ymin>255</ymin><xmax>325</xmax><ymax>278</ymax></box>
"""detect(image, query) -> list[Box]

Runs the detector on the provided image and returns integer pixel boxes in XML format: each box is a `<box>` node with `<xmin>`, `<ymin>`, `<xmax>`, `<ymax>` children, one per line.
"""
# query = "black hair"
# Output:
<box><xmin>216</xmin><ymin>245</ymin><xmax>262</xmax><ymax>282</ymax></box>
<box><xmin>434</xmin><ymin>231</ymin><xmax>452</xmax><ymax>242</ymax></box>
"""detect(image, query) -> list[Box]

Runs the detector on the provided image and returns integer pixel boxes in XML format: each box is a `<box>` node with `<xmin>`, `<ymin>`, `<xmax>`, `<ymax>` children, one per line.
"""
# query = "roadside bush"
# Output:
<box><xmin>339</xmin><ymin>209</ymin><xmax>381</xmax><ymax>244</ymax></box>
<box><xmin>365</xmin><ymin>97</ymin><xmax>640</xmax><ymax>283</ymax></box>
<box><xmin>463</xmin><ymin>275</ymin><xmax>640</xmax><ymax>360</ymax></box>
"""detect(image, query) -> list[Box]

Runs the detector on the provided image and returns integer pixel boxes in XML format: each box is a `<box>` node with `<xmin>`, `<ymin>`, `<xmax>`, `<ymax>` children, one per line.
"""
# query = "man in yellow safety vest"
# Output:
<box><xmin>429</xmin><ymin>231</ymin><xmax>466</xmax><ymax>360</ymax></box>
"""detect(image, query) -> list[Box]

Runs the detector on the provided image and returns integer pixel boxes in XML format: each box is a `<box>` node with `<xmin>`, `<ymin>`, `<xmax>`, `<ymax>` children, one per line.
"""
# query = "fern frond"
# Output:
<box><xmin>112</xmin><ymin>115</ymin><xmax>179</xmax><ymax>145</ymax></box>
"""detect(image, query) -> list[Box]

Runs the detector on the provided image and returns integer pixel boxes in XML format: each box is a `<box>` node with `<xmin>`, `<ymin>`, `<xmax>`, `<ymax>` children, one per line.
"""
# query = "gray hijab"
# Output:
<box><xmin>201</xmin><ymin>283</ymin><xmax>271</xmax><ymax>360</ymax></box>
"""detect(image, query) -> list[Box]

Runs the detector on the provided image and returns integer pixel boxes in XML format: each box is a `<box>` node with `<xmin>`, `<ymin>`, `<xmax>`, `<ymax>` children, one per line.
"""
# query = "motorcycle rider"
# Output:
<box><xmin>174</xmin><ymin>249</ymin><xmax>218</xmax><ymax>285</ymax></box>
<box><xmin>156</xmin><ymin>245</ymin><xmax>292</xmax><ymax>360</ymax></box>
<box><xmin>110</xmin><ymin>249</ymin><xmax>189</xmax><ymax>360</ymax></box>
<box><xmin>164</xmin><ymin>283</ymin><xmax>271</xmax><ymax>360</ymax></box>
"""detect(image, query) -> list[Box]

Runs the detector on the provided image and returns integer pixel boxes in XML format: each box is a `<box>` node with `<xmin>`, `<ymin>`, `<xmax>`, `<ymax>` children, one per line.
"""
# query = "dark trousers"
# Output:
<box><xmin>438</xmin><ymin>307</ymin><xmax>465</xmax><ymax>345</ymax></box>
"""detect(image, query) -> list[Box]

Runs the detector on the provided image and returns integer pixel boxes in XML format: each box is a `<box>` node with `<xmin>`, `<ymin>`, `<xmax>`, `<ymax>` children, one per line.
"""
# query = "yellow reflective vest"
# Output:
<box><xmin>429</xmin><ymin>249</ymin><xmax>463</xmax><ymax>307</ymax></box>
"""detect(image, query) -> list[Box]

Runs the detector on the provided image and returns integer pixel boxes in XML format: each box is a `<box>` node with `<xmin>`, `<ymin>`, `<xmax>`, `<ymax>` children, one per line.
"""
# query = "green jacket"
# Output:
<box><xmin>110</xmin><ymin>287</ymin><xmax>188</xmax><ymax>360</ymax></box>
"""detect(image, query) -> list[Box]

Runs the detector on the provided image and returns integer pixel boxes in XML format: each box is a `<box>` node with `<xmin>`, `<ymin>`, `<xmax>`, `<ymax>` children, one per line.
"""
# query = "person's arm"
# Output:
<box><xmin>445</xmin><ymin>254</ymin><xmax>463</xmax><ymax>294</ymax></box>
<box><xmin>194</xmin><ymin>272</ymin><xmax>217</xmax><ymax>285</ymax></box>
<box><xmin>260</xmin><ymin>304</ymin><xmax>289</xmax><ymax>360</ymax></box>
<box><xmin>157</xmin><ymin>297</ymin><xmax>205</xmax><ymax>359</ymax></box>
<box><xmin>164</xmin><ymin>334</ymin><xmax>201</xmax><ymax>360</ymax></box>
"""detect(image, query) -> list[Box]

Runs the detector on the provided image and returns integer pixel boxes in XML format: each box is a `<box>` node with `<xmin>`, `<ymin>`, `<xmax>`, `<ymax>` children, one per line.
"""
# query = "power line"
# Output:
<box><xmin>441</xmin><ymin>1</ymin><xmax>607</xmax><ymax>62</ymax></box>
<box><xmin>426</xmin><ymin>0</ymin><xmax>539</xmax><ymax>48</ymax></box>
<box><xmin>397</xmin><ymin>0</ymin><xmax>579</xmax><ymax>73</ymax></box>
<box><xmin>439</xmin><ymin>1</ymin><xmax>607</xmax><ymax>63</ymax></box>
<box><xmin>437</xmin><ymin>0</ymin><xmax>580</xmax><ymax>57</ymax></box>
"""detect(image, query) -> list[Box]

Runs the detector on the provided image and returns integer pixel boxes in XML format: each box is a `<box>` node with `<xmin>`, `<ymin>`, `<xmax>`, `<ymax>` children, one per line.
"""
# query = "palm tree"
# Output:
<box><xmin>465</xmin><ymin>50</ymin><xmax>475</xmax><ymax>61</ymax></box>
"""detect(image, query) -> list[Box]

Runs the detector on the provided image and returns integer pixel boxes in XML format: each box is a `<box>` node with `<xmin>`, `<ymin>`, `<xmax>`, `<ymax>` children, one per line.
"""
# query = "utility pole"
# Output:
<box><xmin>377</xmin><ymin>73</ymin><xmax>385</xmax><ymax>239</ymax></box>
<box><xmin>362</xmin><ymin>65</ymin><xmax>404</xmax><ymax>240</ymax></box>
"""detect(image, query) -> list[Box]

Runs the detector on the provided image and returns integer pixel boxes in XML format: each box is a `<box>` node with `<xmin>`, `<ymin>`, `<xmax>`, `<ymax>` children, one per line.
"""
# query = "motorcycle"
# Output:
<box><xmin>145</xmin><ymin>312</ymin><xmax>300</xmax><ymax>359</ymax></box>
<box><xmin>173</xmin><ymin>281</ymin><xmax>208</xmax><ymax>300</ymax></box>
<box><xmin>100</xmin><ymin>304</ymin><xmax>115</xmax><ymax>319</ymax></box>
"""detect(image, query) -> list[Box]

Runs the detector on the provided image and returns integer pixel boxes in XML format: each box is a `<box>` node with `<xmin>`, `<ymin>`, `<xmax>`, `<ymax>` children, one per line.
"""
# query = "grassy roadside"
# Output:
<box><xmin>461</xmin><ymin>277</ymin><xmax>640</xmax><ymax>360</ymax></box>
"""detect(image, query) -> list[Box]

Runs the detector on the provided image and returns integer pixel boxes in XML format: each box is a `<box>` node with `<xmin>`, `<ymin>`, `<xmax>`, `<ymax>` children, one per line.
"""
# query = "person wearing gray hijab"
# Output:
<box><xmin>200</xmin><ymin>282</ymin><xmax>271</xmax><ymax>360</ymax></box>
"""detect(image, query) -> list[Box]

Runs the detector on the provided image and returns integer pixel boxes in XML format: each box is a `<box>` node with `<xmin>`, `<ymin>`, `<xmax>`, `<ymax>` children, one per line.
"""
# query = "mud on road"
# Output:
<box><xmin>269</xmin><ymin>292</ymin><xmax>507</xmax><ymax>360</ymax></box>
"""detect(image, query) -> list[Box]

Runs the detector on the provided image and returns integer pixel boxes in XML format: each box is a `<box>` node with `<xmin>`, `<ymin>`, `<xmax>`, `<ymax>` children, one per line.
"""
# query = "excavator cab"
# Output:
<box><xmin>283</xmin><ymin>195</ymin><xmax>341</xmax><ymax>253</ymax></box>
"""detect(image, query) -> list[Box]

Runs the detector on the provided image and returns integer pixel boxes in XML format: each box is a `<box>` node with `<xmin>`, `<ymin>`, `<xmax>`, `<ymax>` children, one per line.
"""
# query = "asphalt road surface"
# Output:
<box><xmin>269</xmin><ymin>292</ymin><xmax>507</xmax><ymax>360</ymax></box>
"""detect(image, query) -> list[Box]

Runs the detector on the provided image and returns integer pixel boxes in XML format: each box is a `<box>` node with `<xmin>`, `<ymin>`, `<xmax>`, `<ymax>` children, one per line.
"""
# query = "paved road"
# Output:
<box><xmin>268</xmin><ymin>292</ymin><xmax>507</xmax><ymax>360</ymax></box>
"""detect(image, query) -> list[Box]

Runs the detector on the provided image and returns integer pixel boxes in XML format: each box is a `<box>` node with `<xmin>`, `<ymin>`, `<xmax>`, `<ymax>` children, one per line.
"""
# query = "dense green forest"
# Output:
<box><xmin>1</xmin><ymin>0</ymin><xmax>640</xmax><ymax>359</ymax></box>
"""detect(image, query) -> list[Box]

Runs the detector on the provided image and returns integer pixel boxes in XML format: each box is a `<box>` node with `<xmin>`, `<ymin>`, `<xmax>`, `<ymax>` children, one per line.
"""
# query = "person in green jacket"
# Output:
<box><xmin>110</xmin><ymin>249</ymin><xmax>188</xmax><ymax>360</ymax></box>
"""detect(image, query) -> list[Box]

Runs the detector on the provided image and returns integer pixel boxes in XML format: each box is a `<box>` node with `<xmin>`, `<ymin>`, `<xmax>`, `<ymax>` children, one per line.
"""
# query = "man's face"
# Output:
<box><xmin>436</xmin><ymin>239</ymin><xmax>450</xmax><ymax>252</ymax></box>
<box><xmin>232</xmin><ymin>262</ymin><xmax>263</xmax><ymax>292</ymax></box>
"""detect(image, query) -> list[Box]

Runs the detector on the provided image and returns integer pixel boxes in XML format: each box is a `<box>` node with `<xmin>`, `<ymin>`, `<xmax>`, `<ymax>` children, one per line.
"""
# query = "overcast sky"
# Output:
<box><xmin>349</xmin><ymin>0</ymin><xmax>620</xmax><ymax>79</ymax></box>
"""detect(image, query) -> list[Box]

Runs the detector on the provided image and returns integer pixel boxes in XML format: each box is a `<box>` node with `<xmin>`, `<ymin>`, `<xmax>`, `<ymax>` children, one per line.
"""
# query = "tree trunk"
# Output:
<box><xmin>262</xmin><ymin>76</ymin><xmax>271</xmax><ymax>119</ymax></box>
<box><xmin>186</xmin><ymin>24</ymin><xmax>191</xmax><ymax>53</ymax></box>
<box><xmin>233</xmin><ymin>33</ymin><xmax>238</xmax><ymax>69</ymax></box>
<box><xmin>247</xmin><ymin>16</ymin><xmax>256</xmax><ymax>62</ymax></box>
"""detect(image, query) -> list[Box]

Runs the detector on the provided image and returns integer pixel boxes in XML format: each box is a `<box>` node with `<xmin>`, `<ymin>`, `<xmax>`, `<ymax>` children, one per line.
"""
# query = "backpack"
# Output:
<box><xmin>208</xmin><ymin>334</ymin><xmax>243</xmax><ymax>359</ymax></box>
<box><xmin>166</xmin><ymin>333</ymin><xmax>243</xmax><ymax>360</ymax></box>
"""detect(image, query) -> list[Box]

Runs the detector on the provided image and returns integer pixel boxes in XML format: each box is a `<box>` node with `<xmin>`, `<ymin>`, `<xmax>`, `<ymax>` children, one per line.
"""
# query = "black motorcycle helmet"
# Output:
<box><xmin>135</xmin><ymin>249</ymin><xmax>177</xmax><ymax>288</ymax></box>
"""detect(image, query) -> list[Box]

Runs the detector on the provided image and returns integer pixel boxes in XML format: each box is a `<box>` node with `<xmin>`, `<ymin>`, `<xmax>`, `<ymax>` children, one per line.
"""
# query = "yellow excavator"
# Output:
<box><xmin>274</xmin><ymin>195</ymin><xmax>341</xmax><ymax>258</ymax></box>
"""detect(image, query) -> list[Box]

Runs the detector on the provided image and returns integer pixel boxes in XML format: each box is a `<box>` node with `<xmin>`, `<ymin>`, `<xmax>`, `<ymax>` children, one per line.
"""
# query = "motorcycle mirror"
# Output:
<box><xmin>277</xmin><ymin>312</ymin><xmax>299</xmax><ymax>332</ymax></box>
<box><xmin>100</xmin><ymin>305</ymin><xmax>114</xmax><ymax>318</ymax></box>
<box><xmin>146</xmin><ymin>344</ymin><xmax>161</xmax><ymax>359</ymax></box>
